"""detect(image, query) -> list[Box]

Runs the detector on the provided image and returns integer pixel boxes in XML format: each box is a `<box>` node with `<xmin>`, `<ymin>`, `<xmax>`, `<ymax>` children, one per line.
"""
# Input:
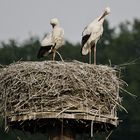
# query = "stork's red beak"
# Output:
<box><xmin>51</xmin><ymin>23</ymin><xmax>55</xmax><ymax>28</ymax></box>
<box><xmin>98</xmin><ymin>12</ymin><xmax>106</xmax><ymax>21</ymax></box>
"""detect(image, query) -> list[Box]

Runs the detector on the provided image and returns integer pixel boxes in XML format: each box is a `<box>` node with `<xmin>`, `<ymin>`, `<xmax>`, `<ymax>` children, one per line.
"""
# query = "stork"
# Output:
<box><xmin>81</xmin><ymin>7</ymin><xmax>111</xmax><ymax>64</ymax></box>
<box><xmin>37</xmin><ymin>18</ymin><xmax>64</xmax><ymax>61</ymax></box>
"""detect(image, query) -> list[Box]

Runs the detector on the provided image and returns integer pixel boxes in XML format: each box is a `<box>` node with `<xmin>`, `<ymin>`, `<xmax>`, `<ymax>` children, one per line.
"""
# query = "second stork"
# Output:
<box><xmin>81</xmin><ymin>7</ymin><xmax>111</xmax><ymax>64</ymax></box>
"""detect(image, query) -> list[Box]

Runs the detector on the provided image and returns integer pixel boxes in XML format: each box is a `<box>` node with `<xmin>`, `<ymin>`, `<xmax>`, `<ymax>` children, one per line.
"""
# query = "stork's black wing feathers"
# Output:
<box><xmin>37</xmin><ymin>45</ymin><xmax>52</xmax><ymax>59</ymax></box>
<box><xmin>81</xmin><ymin>34</ymin><xmax>91</xmax><ymax>47</ymax></box>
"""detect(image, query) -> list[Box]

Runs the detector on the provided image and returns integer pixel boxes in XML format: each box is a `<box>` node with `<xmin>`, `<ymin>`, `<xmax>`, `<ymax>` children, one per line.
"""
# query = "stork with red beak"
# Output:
<box><xmin>81</xmin><ymin>7</ymin><xmax>111</xmax><ymax>64</ymax></box>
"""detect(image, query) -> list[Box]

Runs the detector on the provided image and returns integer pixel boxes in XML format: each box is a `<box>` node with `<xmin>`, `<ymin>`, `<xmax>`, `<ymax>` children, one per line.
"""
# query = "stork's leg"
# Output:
<box><xmin>94</xmin><ymin>45</ymin><xmax>96</xmax><ymax>65</ymax></box>
<box><xmin>82</xmin><ymin>55</ymin><xmax>85</xmax><ymax>63</ymax></box>
<box><xmin>89</xmin><ymin>48</ymin><xmax>91</xmax><ymax>64</ymax></box>
<box><xmin>52</xmin><ymin>50</ymin><xmax>56</xmax><ymax>61</ymax></box>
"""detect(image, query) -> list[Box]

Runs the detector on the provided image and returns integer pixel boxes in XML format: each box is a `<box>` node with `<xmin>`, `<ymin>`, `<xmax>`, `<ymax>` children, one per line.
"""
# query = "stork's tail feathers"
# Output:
<box><xmin>37</xmin><ymin>45</ymin><xmax>52</xmax><ymax>59</ymax></box>
<box><xmin>81</xmin><ymin>46</ymin><xmax>89</xmax><ymax>55</ymax></box>
<box><xmin>81</xmin><ymin>34</ymin><xmax>91</xmax><ymax>55</ymax></box>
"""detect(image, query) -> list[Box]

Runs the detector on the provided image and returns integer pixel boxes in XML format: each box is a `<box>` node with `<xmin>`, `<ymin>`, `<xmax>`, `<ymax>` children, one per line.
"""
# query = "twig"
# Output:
<box><xmin>106</xmin><ymin>130</ymin><xmax>113</xmax><ymax>140</ymax></box>
<box><xmin>56</xmin><ymin>51</ymin><xmax>64</xmax><ymax>62</ymax></box>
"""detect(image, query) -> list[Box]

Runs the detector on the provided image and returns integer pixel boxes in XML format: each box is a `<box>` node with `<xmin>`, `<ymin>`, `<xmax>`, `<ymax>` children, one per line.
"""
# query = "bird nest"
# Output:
<box><xmin>0</xmin><ymin>61</ymin><xmax>125</xmax><ymax>133</ymax></box>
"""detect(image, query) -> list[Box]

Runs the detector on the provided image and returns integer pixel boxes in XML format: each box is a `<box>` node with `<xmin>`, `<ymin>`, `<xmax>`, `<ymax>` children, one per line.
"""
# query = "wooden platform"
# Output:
<box><xmin>8</xmin><ymin>111</ymin><xmax>118</xmax><ymax>126</ymax></box>
<box><xmin>7</xmin><ymin>111</ymin><xmax>118</xmax><ymax>132</ymax></box>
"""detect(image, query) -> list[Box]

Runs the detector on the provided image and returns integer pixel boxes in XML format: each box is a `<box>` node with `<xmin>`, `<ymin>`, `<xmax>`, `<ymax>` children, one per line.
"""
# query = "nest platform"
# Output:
<box><xmin>0</xmin><ymin>61</ymin><xmax>124</xmax><ymax>134</ymax></box>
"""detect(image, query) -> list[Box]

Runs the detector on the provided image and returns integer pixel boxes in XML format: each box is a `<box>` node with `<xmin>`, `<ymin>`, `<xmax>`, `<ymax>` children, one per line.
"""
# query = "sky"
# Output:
<box><xmin>0</xmin><ymin>0</ymin><xmax>140</xmax><ymax>43</ymax></box>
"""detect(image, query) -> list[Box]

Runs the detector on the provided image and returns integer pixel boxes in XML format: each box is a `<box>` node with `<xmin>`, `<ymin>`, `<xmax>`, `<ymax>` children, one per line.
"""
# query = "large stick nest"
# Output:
<box><xmin>0</xmin><ymin>61</ymin><xmax>124</xmax><ymax>123</ymax></box>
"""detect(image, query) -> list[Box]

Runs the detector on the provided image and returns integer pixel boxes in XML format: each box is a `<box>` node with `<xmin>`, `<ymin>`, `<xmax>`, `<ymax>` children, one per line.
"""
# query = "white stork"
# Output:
<box><xmin>37</xmin><ymin>18</ymin><xmax>64</xmax><ymax>61</ymax></box>
<box><xmin>81</xmin><ymin>7</ymin><xmax>111</xmax><ymax>64</ymax></box>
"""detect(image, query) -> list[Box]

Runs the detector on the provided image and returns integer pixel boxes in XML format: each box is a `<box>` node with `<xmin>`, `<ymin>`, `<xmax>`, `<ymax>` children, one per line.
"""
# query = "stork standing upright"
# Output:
<box><xmin>37</xmin><ymin>18</ymin><xmax>64</xmax><ymax>61</ymax></box>
<box><xmin>81</xmin><ymin>7</ymin><xmax>111</xmax><ymax>64</ymax></box>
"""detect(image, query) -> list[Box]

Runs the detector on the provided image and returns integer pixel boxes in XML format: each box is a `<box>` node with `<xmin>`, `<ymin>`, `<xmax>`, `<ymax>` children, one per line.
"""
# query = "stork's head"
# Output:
<box><xmin>50</xmin><ymin>18</ymin><xmax>59</xmax><ymax>28</ymax></box>
<box><xmin>98</xmin><ymin>7</ymin><xmax>110</xmax><ymax>21</ymax></box>
<box><xmin>104</xmin><ymin>7</ymin><xmax>111</xmax><ymax>15</ymax></box>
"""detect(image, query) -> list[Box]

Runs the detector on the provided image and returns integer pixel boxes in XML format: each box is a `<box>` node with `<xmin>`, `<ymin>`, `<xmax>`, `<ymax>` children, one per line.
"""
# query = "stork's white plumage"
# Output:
<box><xmin>37</xmin><ymin>18</ymin><xmax>64</xmax><ymax>60</ymax></box>
<box><xmin>81</xmin><ymin>7</ymin><xmax>111</xmax><ymax>64</ymax></box>
<box><xmin>41</xmin><ymin>33</ymin><xmax>53</xmax><ymax>47</ymax></box>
